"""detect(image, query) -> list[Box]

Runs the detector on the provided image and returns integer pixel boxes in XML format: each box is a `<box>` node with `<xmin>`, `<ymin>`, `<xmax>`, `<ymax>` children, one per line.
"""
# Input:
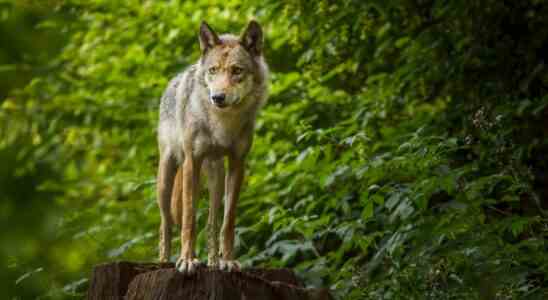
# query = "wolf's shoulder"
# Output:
<box><xmin>159</xmin><ymin>65</ymin><xmax>199</xmax><ymax>121</ymax></box>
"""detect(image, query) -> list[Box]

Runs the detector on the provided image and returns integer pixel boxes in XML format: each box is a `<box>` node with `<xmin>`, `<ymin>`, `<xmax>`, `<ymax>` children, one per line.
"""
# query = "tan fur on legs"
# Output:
<box><xmin>157</xmin><ymin>154</ymin><xmax>177</xmax><ymax>262</ymax></box>
<box><xmin>176</xmin><ymin>155</ymin><xmax>203</xmax><ymax>273</ymax></box>
<box><xmin>219</xmin><ymin>156</ymin><xmax>244</xmax><ymax>271</ymax></box>
<box><xmin>204</xmin><ymin>158</ymin><xmax>225</xmax><ymax>267</ymax></box>
<box><xmin>170</xmin><ymin>167</ymin><xmax>183</xmax><ymax>225</ymax></box>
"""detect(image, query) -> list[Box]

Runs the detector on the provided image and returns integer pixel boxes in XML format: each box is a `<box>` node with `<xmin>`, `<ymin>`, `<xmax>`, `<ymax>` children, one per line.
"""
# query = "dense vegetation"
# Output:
<box><xmin>2</xmin><ymin>0</ymin><xmax>548</xmax><ymax>299</ymax></box>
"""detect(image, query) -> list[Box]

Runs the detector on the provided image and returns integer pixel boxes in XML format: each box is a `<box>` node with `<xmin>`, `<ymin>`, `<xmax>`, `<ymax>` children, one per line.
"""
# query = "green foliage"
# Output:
<box><xmin>1</xmin><ymin>0</ymin><xmax>548</xmax><ymax>299</ymax></box>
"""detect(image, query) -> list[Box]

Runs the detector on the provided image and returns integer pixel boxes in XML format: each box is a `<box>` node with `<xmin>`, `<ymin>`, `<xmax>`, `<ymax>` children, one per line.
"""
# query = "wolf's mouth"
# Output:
<box><xmin>214</xmin><ymin>102</ymin><xmax>228</xmax><ymax>108</ymax></box>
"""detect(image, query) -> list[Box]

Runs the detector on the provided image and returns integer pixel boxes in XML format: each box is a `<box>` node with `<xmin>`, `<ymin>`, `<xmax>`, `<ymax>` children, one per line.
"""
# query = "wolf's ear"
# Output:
<box><xmin>240</xmin><ymin>20</ymin><xmax>263</xmax><ymax>56</ymax></box>
<box><xmin>199</xmin><ymin>21</ymin><xmax>221</xmax><ymax>53</ymax></box>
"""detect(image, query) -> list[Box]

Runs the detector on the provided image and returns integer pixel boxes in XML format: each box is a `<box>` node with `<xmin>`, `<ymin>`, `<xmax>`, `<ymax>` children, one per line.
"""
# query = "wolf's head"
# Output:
<box><xmin>198</xmin><ymin>21</ymin><xmax>264</xmax><ymax>109</ymax></box>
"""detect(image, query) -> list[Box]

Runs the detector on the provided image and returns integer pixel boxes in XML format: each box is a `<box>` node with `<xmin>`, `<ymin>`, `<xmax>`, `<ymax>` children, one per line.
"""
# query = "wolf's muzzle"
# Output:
<box><xmin>211</xmin><ymin>93</ymin><xmax>227</xmax><ymax>108</ymax></box>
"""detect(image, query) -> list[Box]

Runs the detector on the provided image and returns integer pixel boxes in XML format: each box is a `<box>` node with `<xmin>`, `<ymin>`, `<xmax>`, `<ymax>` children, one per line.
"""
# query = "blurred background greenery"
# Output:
<box><xmin>1</xmin><ymin>0</ymin><xmax>548</xmax><ymax>299</ymax></box>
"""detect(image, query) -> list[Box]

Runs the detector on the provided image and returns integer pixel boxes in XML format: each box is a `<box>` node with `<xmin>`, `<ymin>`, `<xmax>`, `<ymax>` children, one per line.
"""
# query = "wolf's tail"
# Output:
<box><xmin>170</xmin><ymin>167</ymin><xmax>183</xmax><ymax>225</ymax></box>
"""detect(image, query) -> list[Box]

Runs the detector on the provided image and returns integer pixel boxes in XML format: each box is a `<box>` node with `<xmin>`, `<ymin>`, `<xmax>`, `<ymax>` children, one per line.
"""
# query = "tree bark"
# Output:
<box><xmin>86</xmin><ymin>261</ymin><xmax>332</xmax><ymax>300</ymax></box>
<box><xmin>86</xmin><ymin>261</ymin><xmax>174</xmax><ymax>300</ymax></box>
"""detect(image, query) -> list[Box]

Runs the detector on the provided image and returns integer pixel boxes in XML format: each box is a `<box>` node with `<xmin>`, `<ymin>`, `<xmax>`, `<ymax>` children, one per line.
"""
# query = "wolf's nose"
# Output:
<box><xmin>211</xmin><ymin>93</ymin><xmax>226</xmax><ymax>105</ymax></box>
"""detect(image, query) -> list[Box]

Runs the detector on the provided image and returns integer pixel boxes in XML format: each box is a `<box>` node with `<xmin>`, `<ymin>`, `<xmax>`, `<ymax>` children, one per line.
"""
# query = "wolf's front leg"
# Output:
<box><xmin>176</xmin><ymin>155</ymin><xmax>202</xmax><ymax>273</ymax></box>
<box><xmin>157</xmin><ymin>154</ymin><xmax>177</xmax><ymax>262</ymax></box>
<box><xmin>219</xmin><ymin>156</ymin><xmax>244</xmax><ymax>271</ymax></box>
<box><xmin>204</xmin><ymin>158</ymin><xmax>224</xmax><ymax>268</ymax></box>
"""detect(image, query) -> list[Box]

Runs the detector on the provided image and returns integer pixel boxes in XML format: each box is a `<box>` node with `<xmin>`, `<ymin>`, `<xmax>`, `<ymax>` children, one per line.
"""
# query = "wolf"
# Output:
<box><xmin>156</xmin><ymin>20</ymin><xmax>268</xmax><ymax>274</ymax></box>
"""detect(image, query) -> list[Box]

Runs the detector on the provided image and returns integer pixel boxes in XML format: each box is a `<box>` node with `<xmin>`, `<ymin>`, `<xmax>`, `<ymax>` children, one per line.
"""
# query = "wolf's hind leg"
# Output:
<box><xmin>157</xmin><ymin>152</ymin><xmax>177</xmax><ymax>262</ymax></box>
<box><xmin>204</xmin><ymin>158</ymin><xmax>225</xmax><ymax>268</ymax></box>
<box><xmin>170</xmin><ymin>167</ymin><xmax>183</xmax><ymax>225</ymax></box>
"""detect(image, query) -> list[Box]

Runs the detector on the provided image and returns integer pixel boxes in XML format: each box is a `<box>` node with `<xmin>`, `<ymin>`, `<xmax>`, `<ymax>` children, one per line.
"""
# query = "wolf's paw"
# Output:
<box><xmin>175</xmin><ymin>257</ymin><xmax>202</xmax><ymax>274</ymax></box>
<box><xmin>219</xmin><ymin>259</ymin><xmax>241</xmax><ymax>271</ymax></box>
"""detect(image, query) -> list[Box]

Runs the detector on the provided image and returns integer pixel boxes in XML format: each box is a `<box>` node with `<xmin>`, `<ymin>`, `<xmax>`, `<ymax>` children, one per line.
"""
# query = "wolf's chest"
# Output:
<box><xmin>208</xmin><ymin>118</ymin><xmax>243</xmax><ymax>149</ymax></box>
<box><xmin>188</xmin><ymin>117</ymin><xmax>245</xmax><ymax>158</ymax></box>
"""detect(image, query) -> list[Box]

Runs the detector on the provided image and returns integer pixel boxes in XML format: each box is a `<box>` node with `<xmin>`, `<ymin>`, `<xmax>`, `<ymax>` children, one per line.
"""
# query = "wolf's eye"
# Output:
<box><xmin>208</xmin><ymin>67</ymin><xmax>218</xmax><ymax>75</ymax></box>
<box><xmin>231</xmin><ymin>67</ymin><xmax>243</xmax><ymax>75</ymax></box>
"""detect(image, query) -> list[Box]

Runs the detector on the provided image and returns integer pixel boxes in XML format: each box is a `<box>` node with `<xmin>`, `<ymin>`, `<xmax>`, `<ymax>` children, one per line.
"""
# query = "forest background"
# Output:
<box><xmin>1</xmin><ymin>0</ymin><xmax>548</xmax><ymax>299</ymax></box>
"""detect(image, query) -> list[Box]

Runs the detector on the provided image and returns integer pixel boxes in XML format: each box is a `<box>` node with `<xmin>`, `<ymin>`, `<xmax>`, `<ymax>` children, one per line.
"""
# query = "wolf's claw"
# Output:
<box><xmin>219</xmin><ymin>259</ymin><xmax>241</xmax><ymax>271</ymax></box>
<box><xmin>175</xmin><ymin>257</ymin><xmax>202</xmax><ymax>274</ymax></box>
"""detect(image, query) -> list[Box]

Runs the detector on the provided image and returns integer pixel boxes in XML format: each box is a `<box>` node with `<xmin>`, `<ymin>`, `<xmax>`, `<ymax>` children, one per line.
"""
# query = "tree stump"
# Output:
<box><xmin>86</xmin><ymin>261</ymin><xmax>332</xmax><ymax>300</ymax></box>
<box><xmin>86</xmin><ymin>261</ymin><xmax>173</xmax><ymax>300</ymax></box>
